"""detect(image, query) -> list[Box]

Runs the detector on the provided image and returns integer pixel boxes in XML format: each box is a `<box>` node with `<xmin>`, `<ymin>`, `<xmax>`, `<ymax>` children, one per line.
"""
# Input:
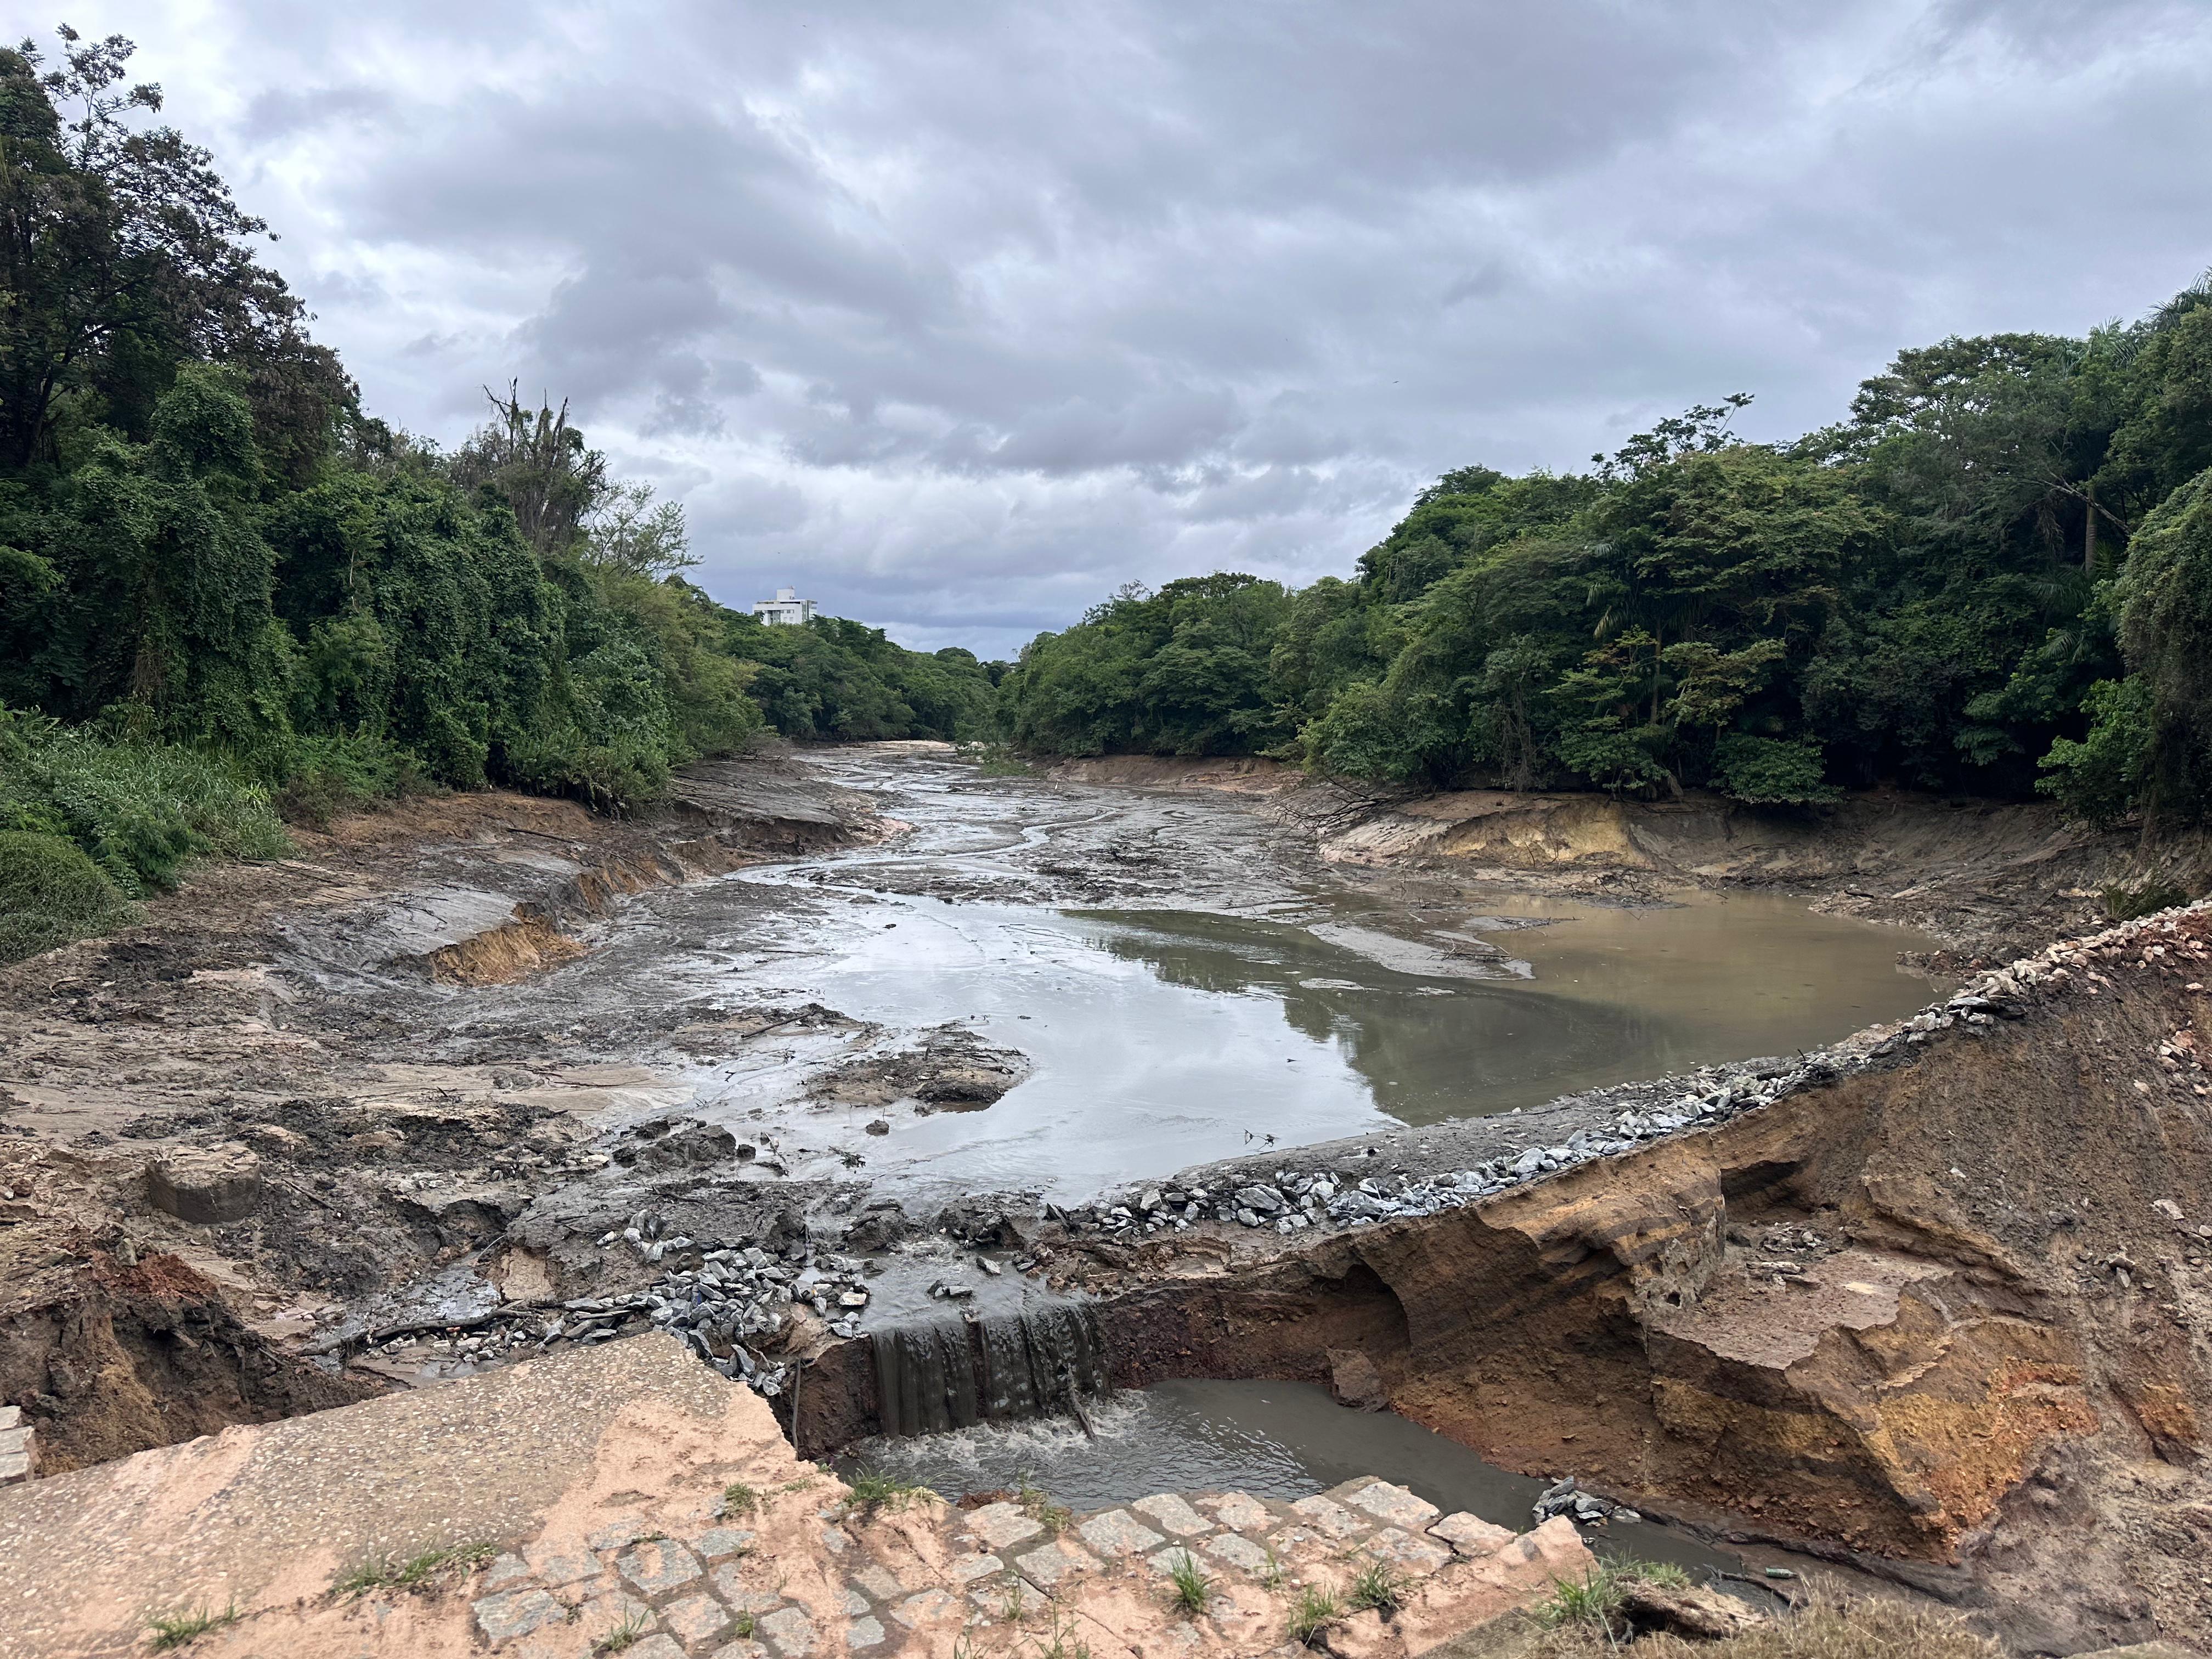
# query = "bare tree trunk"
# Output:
<box><xmin>2084</xmin><ymin>484</ymin><xmax>2097</xmax><ymax>572</ymax></box>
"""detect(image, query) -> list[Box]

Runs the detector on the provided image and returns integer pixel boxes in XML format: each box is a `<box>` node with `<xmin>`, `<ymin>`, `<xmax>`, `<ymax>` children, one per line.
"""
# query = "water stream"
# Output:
<box><xmin>624</xmin><ymin>750</ymin><xmax>1946</xmax><ymax>1204</ymax></box>
<box><xmin>838</xmin><ymin>1378</ymin><xmax>1761</xmax><ymax>1589</ymax></box>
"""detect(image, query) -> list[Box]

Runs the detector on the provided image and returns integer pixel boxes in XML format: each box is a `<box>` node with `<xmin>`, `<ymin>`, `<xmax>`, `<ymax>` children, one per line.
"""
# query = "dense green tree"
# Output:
<box><xmin>1012</xmin><ymin>280</ymin><xmax>2212</xmax><ymax>830</ymax></box>
<box><xmin>1002</xmin><ymin>574</ymin><xmax>1291</xmax><ymax>757</ymax></box>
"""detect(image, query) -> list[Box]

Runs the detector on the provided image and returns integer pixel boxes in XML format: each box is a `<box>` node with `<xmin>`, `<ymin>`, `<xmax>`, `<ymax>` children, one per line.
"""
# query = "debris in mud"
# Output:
<box><xmin>805</xmin><ymin>1023</ymin><xmax>1030</xmax><ymax>1112</ymax></box>
<box><xmin>1531</xmin><ymin>1475</ymin><xmax>1640</xmax><ymax>1528</ymax></box>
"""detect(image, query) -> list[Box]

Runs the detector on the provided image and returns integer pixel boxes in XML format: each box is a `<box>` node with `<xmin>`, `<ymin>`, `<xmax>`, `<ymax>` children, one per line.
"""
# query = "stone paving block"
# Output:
<box><xmin>1264</xmin><ymin>1526</ymin><xmax>1325</xmax><ymax>1561</ymax></box>
<box><xmin>963</xmin><ymin>1501</ymin><xmax>1046</xmax><ymax>1550</ymax></box>
<box><xmin>0</xmin><ymin>1405</ymin><xmax>19</xmax><ymax>1430</ymax></box>
<box><xmin>847</xmin><ymin>1617</ymin><xmax>887</xmax><ymax>1651</ymax></box>
<box><xmin>473</xmin><ymin>1587</ymin><xmax>568</xmax><ymax>1645</ymax></box>
<box><xmin>841</xmin><ymin>1587</ymin><xmax>871</xmax><ymax>1616</ymax></box>
<box><xmin>819</xmin><ymin>1527</ymin><xmax>851</xmax><ymax>1556</ymax></box>
<box><xmin>1077</xmin><ymin>1509</ymin><xmax>1165</xmax><ymax>1558</ymax></box>
<box><xmin>0</xmin><ymin>1449</ymin><xmax>26</xmax><ymax>1485</ymax></box>
<box><xmin>524</xmin><ymin>1541</ymin><xmax>604</xmax><ymax>1586</ymax></box>
<box><xmin>1132</xmin><ymin>1493</ymin><xmax>1214</xmax><ymax>1537</ymax></box>
<box><xmin>1427</xmin><ymin>1513</ymin><xmax>1514</xmax><ymax>1556</ymax></box>
<box><xmin>1339</xmin><ymin>1481</ymin><xmax>1439</xmax><ymax>1531</ymax></box>
<box><xmin>758</xmin><ymin>1605</ymin><xmax>819</xmax><ymax>1657</ymax></box>
<box><xmin>851</xmin><ymin>1564</ymin><xmax>906</xmax><ymax>1601</ymax></box>
<box><xmin>592</xmin><ymin>1519</ymin><xmax>652</xmax><ymax>1551</ymax></box>
<box><xmin>575</xmin><ymin>1592</ymin><xmax>656</xmax><ymax>1643</ymax></box>
<box><xmin>620</xmin><ymin>1539</ymin><xmax>706</xmax><ymax>1599</ymax></box>
<box><xmin>949</xmin><ymin>1552</ymin><xmax>1006</xmax><ymax>1585</ymax></box>
<box><xmin>891</xmin><ymin>1589</ymin><xmax>962</xmax><ymax>1629</ymax></box>
<box><xmin>695</xmin><ymin>1527</ymin><xmax>757</xmax><ymax>1562</ymax></box>
<box><xmin>663</xmin><ymin>1592</ymin><xmax>736</xmax><ymax>1651</ymax></box>
<box><xmin>1360</xmin><ymin>1528</ymin><xmax>1452</xmax><ymax>1575</ymax></box>
<box><xmin>708</xmin><ymin>1643</ymin><xmax>768</xmax><ymax>1659</ymax></box>
<box><xmin>626</xmin><ymin>1639</ymin><xmax>687</xmax><ymax>1659</ymax></box>
<box><xmin>1013</xmin><ymin>1537</ymin><xmax>1101</xmax><ymax>1590</ymax></box>
<box><xmin>480</xmin><ymin>1552</ymin><xmax>534</xmax><ymax>1590</ymax></box>
<box><xmin>1147</xmin><ymin>1544</ymin><xmax>1211</xmax><ymax>1578</ymax></box>
<box><xmin>1288</xmin><ymin>1497</ymin><xmax>1365</xmax><ymax>1539</ymax></box>
<box><xmin>1198</xmin><ymin>1492</ymin><xmax>1273</xmax><ymax>1532</ymax></box>
<box><xmin>709</xmin><ymin>1564</ymin><xmax>786</xmax><ymax>1612</ymax></box>
<box><xmin>1199</xmin><ymin>1532</ymin><xmax>1275</xmax><ymax>1576</ymax></box>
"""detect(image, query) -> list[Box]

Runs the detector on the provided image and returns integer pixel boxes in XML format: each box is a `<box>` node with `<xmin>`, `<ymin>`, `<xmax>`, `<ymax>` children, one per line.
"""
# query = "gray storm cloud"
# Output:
<box><xmin>72</xmin><ymin>0</ymin><xmax>2212</xmax><ymax>653</ymax></box>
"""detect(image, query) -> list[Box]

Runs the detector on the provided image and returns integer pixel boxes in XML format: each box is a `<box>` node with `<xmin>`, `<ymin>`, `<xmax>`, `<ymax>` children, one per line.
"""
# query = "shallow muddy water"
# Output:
<box><xmin>588</xmin><ymin>751</ymin><xmax>1943</xmax><ymax>1203</ymax></box>
<box><xmin>838</xmin><ymin>1379</ymin><xmax>1754</xmax><ymax>1585</ymax></box>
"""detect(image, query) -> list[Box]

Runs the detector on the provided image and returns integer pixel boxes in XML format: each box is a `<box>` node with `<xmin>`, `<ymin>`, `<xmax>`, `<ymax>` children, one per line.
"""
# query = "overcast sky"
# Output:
<box><xmin>63</xmin><ymin>1</ymin><xmax>2212</xmax><ymax>656</ymax></box>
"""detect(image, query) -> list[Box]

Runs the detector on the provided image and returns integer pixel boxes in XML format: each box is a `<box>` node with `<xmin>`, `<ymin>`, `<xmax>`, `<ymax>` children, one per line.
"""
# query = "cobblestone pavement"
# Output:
<box><xmin>0</xmin><ymin>1335</ymin><xmax>1588</xmax><ymax>1659</ymax></box>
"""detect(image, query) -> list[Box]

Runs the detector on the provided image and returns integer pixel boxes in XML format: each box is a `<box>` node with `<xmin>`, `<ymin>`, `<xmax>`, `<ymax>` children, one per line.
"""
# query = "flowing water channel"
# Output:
<box><xmin>614</xmin><ymin>749</ymin><xmax>1946</xmax><ymax>1206</ymax></box>
<box><xmin>837</xmin><ymin>1379</ymin><xmax>1768</xmax><ymax>1591</ymax></box>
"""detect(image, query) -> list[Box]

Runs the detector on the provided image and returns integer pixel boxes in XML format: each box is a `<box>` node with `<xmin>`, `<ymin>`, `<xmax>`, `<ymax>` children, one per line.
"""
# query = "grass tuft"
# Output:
<box><xmin>145</xmin><ymin>1602</ymin><xmax>240</xmax><ymax>1651</ymax></box>
<box><xmin>1286</xmin><ymin>1583</ymin><xmax>1341</xmax><ymax>1647</ymax></box>
<box><xmin>331</xmin><ymin>1542</ymin><xmax>496</xmax><ymax>1598</ymax></box>
<box><xmin>1528</xmin><ymin>1576</ymin><xmax>2001</xmax><ymax>1658</ymax></box>
<box><xmin>1346</xmin><ymin>1558</ymin><xmax>1408</xmax><ymax>1618</ymax></box>
<box><xmin>721</xmin><ymin>1480</ymin><xmax>761</xmax><ymax>1516</ymax></box>
<box><xmin>1015</xmin><ymin>1471</ymin><xmax>1073</xmax><ymax>1537</ymax></box>
<box><xmin>2103</xmin><ymin>880</ymin><xmax>2189</xmax><ymax>922</ymax></box>
<box><xmin>844</xmin><ymin>1467</ymin><xmax>936</xmax><ymax>1515</ymax></box>
<box><xmin>1035</xmin><ymin>1604</ymin><xmax>1092</xmax><ymax>1659</ymax></box>
<box><xmin>595</xmin><ymin>1613</ymin><xmax>651</xmax><ymax>1654</ymax></box>
<box><xmin>1165</xmin><ymin>1549</ymin><xmax>1212</xmax><ymax>1616</ymax></box>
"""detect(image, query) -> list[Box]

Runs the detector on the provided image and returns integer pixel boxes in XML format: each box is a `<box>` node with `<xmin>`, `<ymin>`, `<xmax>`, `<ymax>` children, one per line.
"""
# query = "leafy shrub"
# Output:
<box><xmin>272</xmin><ymin>732</ymin><xmax>433</xmax><ymax>826</ymax></box>
<box><xmin>0</xmin><ymin>831</ymin><xmax>138</xmax><ymax>963</ymax></box>
<box><xmin>0</xmin><ymin>706</ymin><xmax>287</xmax><ymax>896</ymax></box>
<box><xmin>1713</xmin><ymin>734</ymin><xmax>1839</xmax><ymax>805</ymax></box>
<box><xmin>2037</xmin><ymin>676</ymin><xmax>2154</xmax><ymax>827</ymax></box>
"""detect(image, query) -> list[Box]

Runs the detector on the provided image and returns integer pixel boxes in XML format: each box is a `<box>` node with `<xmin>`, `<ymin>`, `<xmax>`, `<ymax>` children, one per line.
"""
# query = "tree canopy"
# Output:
<box><xmin>1004</xmin><ymin>280</ymin><xmax>2212</xmax><ymax>832</ymax></box>
<box><xmin>0</xmin><ymin>25</ymin><xmax>989</xmax><ymax>861</ymax></box>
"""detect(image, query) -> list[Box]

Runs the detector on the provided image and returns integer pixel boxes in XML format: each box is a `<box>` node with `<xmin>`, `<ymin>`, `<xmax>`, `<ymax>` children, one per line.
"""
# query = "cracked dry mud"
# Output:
<box><xmin>3</xmin><ymin>743</ymin><xmax>2211</xmax><ymax>1655</ymax></box>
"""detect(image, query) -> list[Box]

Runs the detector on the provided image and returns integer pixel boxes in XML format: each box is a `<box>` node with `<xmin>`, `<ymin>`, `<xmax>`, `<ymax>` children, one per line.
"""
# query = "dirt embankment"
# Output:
<box><xmin>0</xmin><ymin>747</ymin><xmax>886</xmax><ymax>1471</ymax></box>
<box><xmin>944</xmin><ymin>903</ymin><xmax>2212</xmax><ymax>1656</ymax></box>
<box><xmin>1051</xmin><ymin>755</ymin><xmax>2212</xmax><ymax>965</ymax></box>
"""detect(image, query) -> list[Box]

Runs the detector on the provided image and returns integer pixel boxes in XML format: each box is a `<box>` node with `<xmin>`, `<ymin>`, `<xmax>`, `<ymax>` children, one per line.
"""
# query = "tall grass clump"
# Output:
<box><xmin>0</xmin><ymin>704</ymin><xmax>288</xmax><ymax>900</ymax></box>
<box><xmin>0</xmin><ymin>830</ymin><xmax>138</xmax><ymax>964</ymax></box>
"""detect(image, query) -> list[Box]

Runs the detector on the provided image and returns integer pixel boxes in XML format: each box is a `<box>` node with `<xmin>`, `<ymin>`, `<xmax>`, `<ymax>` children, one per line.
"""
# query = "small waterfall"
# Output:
<box><xmin>872</xmin><ymin>1303</ymin><xmax>1107</xmax><ymax>1437</ymax></box>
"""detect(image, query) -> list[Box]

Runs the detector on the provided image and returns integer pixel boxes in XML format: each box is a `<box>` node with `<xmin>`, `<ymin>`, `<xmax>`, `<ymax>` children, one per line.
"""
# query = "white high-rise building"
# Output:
<box><xmin>753</xmin><ymin>586</ymin><xmax>815</xmax><ymax>625</ymax></box>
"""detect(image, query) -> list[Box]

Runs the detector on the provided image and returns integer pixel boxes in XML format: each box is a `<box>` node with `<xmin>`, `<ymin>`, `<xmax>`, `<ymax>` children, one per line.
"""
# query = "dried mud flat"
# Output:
<box><xmin>3</xmin><ymin>746</ymin><xmax>2211</xmax><ymax>1654</ymax></box>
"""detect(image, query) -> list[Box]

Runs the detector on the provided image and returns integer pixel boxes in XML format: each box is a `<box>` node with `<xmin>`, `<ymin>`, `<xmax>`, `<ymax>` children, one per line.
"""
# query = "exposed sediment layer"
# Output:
<box><xmin>1044</xmin><ymin>904</ymin><xmax>2212</xmax><ymax>1655</ymax></box>
<box><xmin>1051</xmin><ymin>754</ymin><xmax>2212</xmax><ymax>962</ymax></box>
<box><xmin>785</xmin><ymin>903</ymin><xmax>2212</xmax><ymax>1653</ymax></box>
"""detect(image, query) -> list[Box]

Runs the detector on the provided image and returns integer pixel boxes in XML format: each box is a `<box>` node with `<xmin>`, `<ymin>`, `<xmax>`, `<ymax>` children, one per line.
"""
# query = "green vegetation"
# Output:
<box><xmin>1345</xmin><ymin>1558</ymin><xmax>1408</xmax><ymax>1617</ymax></box>
<box><xmin>1530</xmin><ymin>1576</ymin><xmax>1997</xmax><ymax>1659</ymax></box>
<box><xmin>1165</xmin><ymin>1549</ymin><xmax>1212</xmax><ymax>1616</ymax></box>
<box><xmin>842</xmin><ymin>1468</ymin><xmax>935</xmax><ymax>1515</ymax></box>
<box><xmin>144</xmin><ymin>1601</ymin><xmax>240</xmax><ymax>1650</ymax></box>
<box><xmin>720</xmin><ymin>1480</ymin><xmax>761</xmax><ymax>1516</ymax></box>
<box><xmin>0</xmin><ymin>829</ymin><xmax>134</xmax><ymax>961</ymax></box>
<box><xmin>1004</xmin><ymin>285</ymin><xmax>2212</xmax><ymax>837</ymax></box>
<box><xmin>1285</xmin><ymin>1583</ymin><xmax>1342</xmax><ymax>1647</ymax></box>
<box><xmin>0</xmin><ymin>26</ymin><xmax>997</xmax><ymax>965</ymax></box>
<box><xmin>330</xmin><ymin>1542</ymin><xmax>496</xmax><ymax>1597</ymax></box>
<box><xmin>1533</xmin><ymin>1559</ymin><xmax>1694</xmax><ymax>1633</ymax></box>
<box><xmin>595</xmin><ymin>1614</ymin><xmax>651</xmax><ymax>1655</ymax></box>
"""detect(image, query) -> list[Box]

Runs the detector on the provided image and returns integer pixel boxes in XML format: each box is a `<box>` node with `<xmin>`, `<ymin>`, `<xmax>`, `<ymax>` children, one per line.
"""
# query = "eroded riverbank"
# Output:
<box><xmin>2</xmin><ymin>744</ymin><xmax>2207</xmax><ymax>1652</ymax></box>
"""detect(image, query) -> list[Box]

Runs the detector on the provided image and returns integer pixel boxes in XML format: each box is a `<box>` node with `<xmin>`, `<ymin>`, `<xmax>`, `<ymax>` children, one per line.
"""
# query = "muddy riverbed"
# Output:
<box><xmin>629</xmin><ymin>748</ymin><xmax>1945</xmax><ymax>1206</ymax></box>
<box><xmin>0</xmin><ymin>744</ymin><xmax>1951</xmax><ymax>1376</ymax></box>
